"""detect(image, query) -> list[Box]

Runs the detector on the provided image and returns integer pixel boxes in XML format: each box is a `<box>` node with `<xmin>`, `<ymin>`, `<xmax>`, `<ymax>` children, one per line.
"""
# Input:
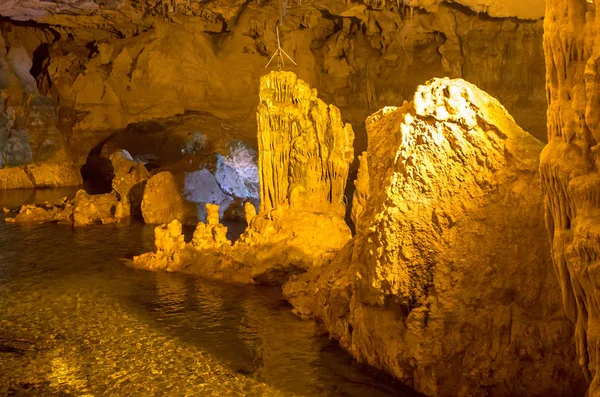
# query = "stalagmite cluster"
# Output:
<box><xmin>284</xmin><ymin>77</ymin><xmax>584</xmax><ymax>396</ymax></box>
<box><xmin>131</xmin><ymin>72</ymin><xmax>353</xmax><ymax>284</ymax></box>
<box><xmin>542</xmin><ymin>0</ymin><xmax>600</xmax><ymax>394</ymax></box>
<box><xmin>257</xmin><ymin>71</ymin><xmax>354</xmax><ymax>215</ymax></box>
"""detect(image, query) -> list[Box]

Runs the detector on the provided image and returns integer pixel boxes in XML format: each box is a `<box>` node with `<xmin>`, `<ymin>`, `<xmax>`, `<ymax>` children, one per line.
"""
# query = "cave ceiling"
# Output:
<box><xmin>0</xmin><ymin>0</ymin><xmax>545</xmax><ymax>24</ymax></box>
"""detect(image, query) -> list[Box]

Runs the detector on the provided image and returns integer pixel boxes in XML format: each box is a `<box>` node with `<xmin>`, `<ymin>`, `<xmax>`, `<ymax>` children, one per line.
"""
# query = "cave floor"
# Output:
<box><xmin>0</xmin><ymin>190</ymin><xmax>415</xmax><ymax>397</ymax></box>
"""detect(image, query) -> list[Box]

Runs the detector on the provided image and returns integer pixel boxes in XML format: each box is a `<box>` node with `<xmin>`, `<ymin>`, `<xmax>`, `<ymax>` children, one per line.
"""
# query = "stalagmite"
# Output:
<box><xmin>256</xmin><ymin>71</ymin><xmax>354</xmax><ymax>216</ymax></box>
<box><xmin>541</xmin><ymin>0</ymin><xmax>600</xmax><ymax>394</ymax></box>
<box><xmin>284</xmin><ymin>77</ymin><xmax>584</xmax><ymax>396</ymax></box>
<box><xmin>131</xmin><ymin>71</ymin><xmax>353</xmax><ymax>285</ymax></box>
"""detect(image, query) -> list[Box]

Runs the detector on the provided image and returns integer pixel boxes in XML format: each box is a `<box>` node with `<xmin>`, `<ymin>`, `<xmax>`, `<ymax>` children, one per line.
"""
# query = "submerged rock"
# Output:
<box><xmin>284</xmin><ymin>78</ymin><xmax>584</xmax><ymax>396</ymax></box>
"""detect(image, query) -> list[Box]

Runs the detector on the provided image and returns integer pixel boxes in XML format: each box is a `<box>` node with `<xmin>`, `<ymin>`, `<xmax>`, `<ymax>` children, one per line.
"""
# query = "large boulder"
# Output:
<box><xmin>284</xmin><ymin>78</ymin><xmax>584</xmax><ymax>396</ymax></box>
<box><xmin>141</xmin><ymin>171</ymin><xmax>196</xmax><ymax>225</ymax></box>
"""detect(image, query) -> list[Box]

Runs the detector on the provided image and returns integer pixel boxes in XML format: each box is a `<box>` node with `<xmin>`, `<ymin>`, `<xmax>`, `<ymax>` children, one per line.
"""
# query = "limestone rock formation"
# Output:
<box><xmin>132</xmin><ymin>220</ymin><xmax>187</xmax><ymax>272</ymax></box>
<box><xmin>0</xmin><ymin>0</ymin><xmax>548</xmax><ymax>163</ymax></box>
<box><xmin>0</xmin><ymin>167</ymin><xmax>34</xmax><ymax>189</ymax></box>
<box><xmin>257</xmin><ymin>71</ymin><xmax>354</xmax><ymax>215</ymax></box>
<box><xmin>5</xmin><ymin>188</ymin><xmax>120</xmax><ymax>226</ymax></box>
<box><xmin>541</xmin><ymin>0</ymin><xmax>600</xmax><ymax>394</ymax></box>
<box><xmin>132</xmin><ymin>71</ymin><xmax>353</xmax><ymax>285</ymax></box>
<box><xmin>0</xmin><ymin>161</ymin><xmax>82</xmax><ymax>189</ymax></box>
<box><xmin>284</xmin><ymin>78</ymin><xmax>584</xmax><ymax>396</ymax></box>
<box><xmin>5</xmin><ymin>152</ymin><xmax>146</xmax><ymax>225</ymax></box>
<box><xmin>141</xmin><ymin>171</ymin><xmax>196</xmax><ymax>225</ymax></box>
<box><xmin>396</xmin><ymin>0</ymin><xmax>544</xmax><ymax>19</ymax></box>
<box><xmin>0</xmin><ymin>33</ymin><xmax>82</xmax><ymax>189</ymax></box>
<box><xmin>109</xmin><ymin>149</ymin><xmax>149</xmax><ymax>220</ymax></box>
<box><xmin>72</xmin><ymin>190</ymin><xmax>118</xmax><ymax>227</ymax></box>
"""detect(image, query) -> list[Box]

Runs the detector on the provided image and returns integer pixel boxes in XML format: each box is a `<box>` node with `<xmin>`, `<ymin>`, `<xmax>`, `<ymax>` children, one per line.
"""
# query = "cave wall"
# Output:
<box><xmin>542</xmin><ymin>0</ymin><xmax>600</xmax><ymax>394</ymax></box>
<box><xmin>0</xmin><ymin>0</ymin><xmax>546</xmax><ymax>164</ymax></box>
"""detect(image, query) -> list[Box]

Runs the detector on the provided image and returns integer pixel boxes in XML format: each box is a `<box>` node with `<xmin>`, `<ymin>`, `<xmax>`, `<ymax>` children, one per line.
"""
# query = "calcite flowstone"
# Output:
<box><xmin>257</xmin><ymin>71</ymin><xmax>354</xmax><ymax>216</ymax></box>
<box><xmin>541</xmin><ymin>0</ymin><xmax>600</xmax><ymax>394</ymax></box>
<box><xmin>284</xmin><ymin>78</ymin><xmax>584</xmax><ymax>396</ymax></box>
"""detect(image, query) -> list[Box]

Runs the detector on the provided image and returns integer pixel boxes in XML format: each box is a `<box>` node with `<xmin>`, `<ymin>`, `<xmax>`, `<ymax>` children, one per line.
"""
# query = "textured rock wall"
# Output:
<box><xmin>0</xmin><ymin>31</ymin><xmax>82</xmax><ymax>189</ymax></box>
<box><xmin>285</xmin><ymin>78</ymin><xmax>584</xmax><ymax>396</ymax></box>
<box><xmin>542</xmin><ymin>0</ymin><xmax>600</xmax><ymax>393</ymax></box>
<box><xmin>0</xmin><ymin>0</ymin><xmax>544</xmax><ymax>21</ymax></box>
<box><xmin>0</xmin><ymin>0</ymin><xmax>547</xmax><ymax>161</ymax></box>
<box><xmin>256</xmin><ymin>71</ymin><xmax>354</xmax><ymax>214</ymax></box>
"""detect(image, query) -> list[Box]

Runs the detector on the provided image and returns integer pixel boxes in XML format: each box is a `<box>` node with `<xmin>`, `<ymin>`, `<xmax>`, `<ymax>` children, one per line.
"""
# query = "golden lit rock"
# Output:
<box><xmin>284</xmin><ymin>77</ymin><xmax>583</xmax><ymax>396</ymax></box>
<box><xmin>132</xmin><ymin>220</ymin><xmax>187</xmax><ymax>272</ymax></box>
<box><xmin>132</xmin><ymin>71</ymin><xmax>353</xmax><ymax>284</ymax></box>
<box><xmin>243</xmin><ymin>201</ymin><xmax>257</xmax><ymax>226</ymax></box>
<box><xmin>541</xmin><ymin>0</ymin><xmax>600</xmax><ymax>393</ymax></box>
<box><xmin>141</xmin><ymin>171</ymin><xmax>196</xmax><ymax>225</ymax></box>
<box><xmin>109</xmin><ymin>150</ymin><xmax>149</xmax><ymax>221</ymax></box>
<box><xmin>72</xmin><ymin>190</ymin><xmax>118</xmax><ymax>227</ymax></box>
<box><xmin>257</xmin><ymin>71</ymin><xmax>354</xmax><ymax>216</ymax></box>
<box><xmin>0</xmin><ymin>166</ymin><xmax>34</xmax><ymax>189</ymax></box>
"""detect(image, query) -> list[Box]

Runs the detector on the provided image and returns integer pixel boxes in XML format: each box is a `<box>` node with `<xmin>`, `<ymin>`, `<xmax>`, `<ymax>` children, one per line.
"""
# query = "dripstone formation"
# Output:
<box><xmin>542</xmin><ymin>0</ymin><xmax>600</xmax><ymax>394</ymax></box>
<box><xmin>257</xmin><ymin>71</ymin><xmax>354</xmax><ymax>215</ymax></box>
<box><xmin>132</xmin><ymin>71</ymin><xmax>353</xmax><ymax>284</ymax></box>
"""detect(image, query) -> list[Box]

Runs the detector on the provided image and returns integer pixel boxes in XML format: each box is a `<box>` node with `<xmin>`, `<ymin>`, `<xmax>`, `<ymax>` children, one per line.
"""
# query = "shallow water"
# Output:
<box><xmin>0</xmin><ymin>192</ymin><xmax>416</xmax><ymax>397</ymax></box>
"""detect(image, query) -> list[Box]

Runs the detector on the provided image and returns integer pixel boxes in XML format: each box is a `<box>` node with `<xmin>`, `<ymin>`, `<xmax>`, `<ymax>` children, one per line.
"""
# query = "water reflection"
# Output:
<box><xmin>0</xmin><ymin>199</ymin><xmax>417</xmax><ymax>397</ymax></box>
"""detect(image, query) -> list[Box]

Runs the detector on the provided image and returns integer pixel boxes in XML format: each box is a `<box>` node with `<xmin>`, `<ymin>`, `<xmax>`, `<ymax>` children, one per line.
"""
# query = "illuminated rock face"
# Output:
<box><xmin>285</xmin><ymin>78</ymin><xmax>584</xmax><ymax>396</ymax></box>
<box><xmin>257</xmin><ymin>71</ymin><xmax>354</xmax><ymax>215</ymax></box>
<box><xmin>0</xmin><ymin>0</ymin><xmax>548</xmax><ymax>169</ymax></box>
<box><xmin>542</xmin><ymin>0</ymin><xmax>600</xmax><ymax>393</ymax></box>
<box><xmin>132</xmin><ymin>72</ymin><xmax>353</xmax><ymax>284</ymax></box>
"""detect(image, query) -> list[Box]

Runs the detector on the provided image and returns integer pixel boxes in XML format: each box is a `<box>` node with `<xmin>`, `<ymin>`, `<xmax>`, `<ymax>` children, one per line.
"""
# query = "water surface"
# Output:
<box><xmin>0</xmin><ymin>192</ymin><xmax>416</xmax><ymax>397</ymax></box>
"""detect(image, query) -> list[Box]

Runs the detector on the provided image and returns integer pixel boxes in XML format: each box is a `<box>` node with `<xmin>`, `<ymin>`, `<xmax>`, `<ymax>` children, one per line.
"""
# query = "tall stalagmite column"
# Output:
<box><xmin>256</xmin><ymin>71</ymin><xmax>354</xmax><ymax>215</ymax></box>
<box><xmin>542</xmin><ymin>0</ymin><xmax>600</xmax><ymax>393</ymax></box>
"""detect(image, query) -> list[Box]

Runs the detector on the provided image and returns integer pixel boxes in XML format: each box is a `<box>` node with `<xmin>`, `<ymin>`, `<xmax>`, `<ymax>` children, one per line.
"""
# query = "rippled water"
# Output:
<box><xmin>0</xmin><ymin>191</ymin><xmax>416</xmax><ymax>397</ymax></box>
